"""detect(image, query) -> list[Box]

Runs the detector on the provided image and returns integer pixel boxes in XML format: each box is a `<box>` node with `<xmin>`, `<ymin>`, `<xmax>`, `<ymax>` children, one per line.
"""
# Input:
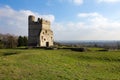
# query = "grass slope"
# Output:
<box><xmin>0</xmin><ymin>49</ymin><xmax>120</xmax><ymax>80</ymax></box>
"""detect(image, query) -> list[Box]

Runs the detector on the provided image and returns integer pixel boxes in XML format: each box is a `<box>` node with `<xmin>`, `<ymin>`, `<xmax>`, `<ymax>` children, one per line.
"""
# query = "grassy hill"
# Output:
<box><xmin>0</xmin><ymin>48</ymin><xmax>120</xmax><ymax>80</ymax></box>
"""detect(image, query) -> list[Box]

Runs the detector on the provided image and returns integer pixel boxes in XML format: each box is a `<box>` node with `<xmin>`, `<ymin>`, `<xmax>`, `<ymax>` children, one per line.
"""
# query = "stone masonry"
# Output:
<box><xmin>28</xmin><ymin>15</ymin><xmax>53</xmax><ymax>47</ymax></box>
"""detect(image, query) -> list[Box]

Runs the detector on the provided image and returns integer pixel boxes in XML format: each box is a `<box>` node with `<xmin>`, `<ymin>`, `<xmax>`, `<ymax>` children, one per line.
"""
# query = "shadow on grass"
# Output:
<box><xmin>3</xmin><ymin>51</ymin><xmax>20</xmax><ymax>56</ymax></box>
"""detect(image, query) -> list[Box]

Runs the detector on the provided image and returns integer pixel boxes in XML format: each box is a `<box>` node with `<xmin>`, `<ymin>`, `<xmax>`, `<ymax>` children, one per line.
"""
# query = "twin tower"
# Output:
<box><xmin>28</xmin><ymin>15</ymin><xmax>54</xmax><ymax>47</ymax></box>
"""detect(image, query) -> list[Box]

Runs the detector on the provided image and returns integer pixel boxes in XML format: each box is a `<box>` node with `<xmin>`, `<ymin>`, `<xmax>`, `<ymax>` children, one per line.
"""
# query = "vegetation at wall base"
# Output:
<box><xmin>0</xmin><ymin>48</ymin><xmax>120</xmax><ymax>80</ymax></box>
<box><xmin>17</xmin><ymin>36</ymin><xmax>27</xmax><ymax>47</ymax></box>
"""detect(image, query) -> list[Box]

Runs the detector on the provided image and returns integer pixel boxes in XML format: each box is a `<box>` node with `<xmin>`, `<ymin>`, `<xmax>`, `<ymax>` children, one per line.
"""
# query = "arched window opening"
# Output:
<box><xmin>44</xmin><ymin>38</ymin><xmax>46</xmax><ymax>41</ymax></box>
<box><xmin>45</xmin><ymin>30</ymin><xmax>47</xmax><ymax>33</ymax></box>
<box><xmin>41</xmin><ymin>36</ymin><xmax>43</xmax><ymax>39</ymax></box>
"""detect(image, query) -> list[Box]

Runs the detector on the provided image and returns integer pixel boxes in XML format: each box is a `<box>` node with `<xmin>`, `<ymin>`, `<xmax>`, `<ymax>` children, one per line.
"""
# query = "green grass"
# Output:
<box><xmin>0</xmin><ymin>48</ymin><xmax>120</xmax><ymax>80</ymax></box>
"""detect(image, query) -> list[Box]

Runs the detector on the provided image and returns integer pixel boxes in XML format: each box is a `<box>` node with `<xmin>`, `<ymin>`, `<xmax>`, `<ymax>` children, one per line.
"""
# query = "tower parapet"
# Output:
<box><xmin>28</xmin><ymin>15</ymin><xmax>35</xmax><ymax>23</ymax></box>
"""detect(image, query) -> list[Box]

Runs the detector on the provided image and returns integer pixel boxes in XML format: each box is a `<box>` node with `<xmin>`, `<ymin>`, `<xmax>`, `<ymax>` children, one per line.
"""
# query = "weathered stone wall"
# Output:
<box><xmin>28</xmin><ymin>15</ymin><xmax>53</xmax><ymax>47</ymax></box>
<box><xmin>40</xmin><ymin>30</ymin><xmax>53</xmax><ymax>47</ymax></box>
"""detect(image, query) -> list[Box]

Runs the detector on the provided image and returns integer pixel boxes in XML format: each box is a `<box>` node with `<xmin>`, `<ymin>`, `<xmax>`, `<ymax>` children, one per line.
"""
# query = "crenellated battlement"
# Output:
<box><xmin>28</xmin><ymin>15</ymin><xmax>50</xmax><ymax>25</ymax></box>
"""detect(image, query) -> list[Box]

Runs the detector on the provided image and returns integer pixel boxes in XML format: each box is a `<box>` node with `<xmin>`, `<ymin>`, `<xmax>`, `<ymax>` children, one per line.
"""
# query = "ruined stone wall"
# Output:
<box><xmin>28</xmin><ymin>15</ymin><xmax>53</xmax><ymax>47</ymax></box>
<box><xmin>28</xmin><ymin>15</ymin><xmax>40</xmax><ymax>46</ymax></box>
<box><xmin>40</xmin><ymin>30</ymin><xmax>53</xmax><ymax>47</ymax></box>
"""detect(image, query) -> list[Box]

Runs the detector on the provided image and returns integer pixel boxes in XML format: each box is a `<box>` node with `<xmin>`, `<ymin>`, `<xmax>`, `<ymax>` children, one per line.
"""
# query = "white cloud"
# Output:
<box><xmin>72</xmin><ymin>0</ymin><xmax>83</xmax><ymax>5</ymax></box>
<box><xmin>52</xmin><ymin>22</ymin><xmax>86</xmax><ymax>40</ymax></box>
<box><xmin>59</xmin><ymin>0</ymin><xmax>83</xmax><ymax>5</ymax></box>
<box><xmin>0</xmin><ymin>5</ymin><xmax>55</xmax><ymax>36</ymax></box>
<box><xmin>98</xmin><ymin>0</ymin><xmax>120</xmax><ymax>3</ymax></box>
<box><xmin>52</xmin><ymin>12</ymin><xmax>120</xmax><ymax>40</ymax></box>
<box><xmin>77</xmin><ymin>12</ymin><xmax>120</xmax><ymax>40</ymax></box>
<box><xmin>78</xmin><ymin>12</ymin><xmax>101</xmax><ymax>17</ymax></box>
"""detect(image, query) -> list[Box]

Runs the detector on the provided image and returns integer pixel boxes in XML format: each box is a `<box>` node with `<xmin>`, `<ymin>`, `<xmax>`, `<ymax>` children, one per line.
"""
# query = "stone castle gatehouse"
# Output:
<box><xmin>28</xmin><ymin>15</ymin><xmax>54</xmax><ymax>47</ymax></box>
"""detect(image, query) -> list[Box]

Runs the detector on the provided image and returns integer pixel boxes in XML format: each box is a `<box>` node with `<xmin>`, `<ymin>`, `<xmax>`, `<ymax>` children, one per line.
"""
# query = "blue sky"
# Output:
<box><xmin>0</xmin><ymin>0</ymin><xmax>120</xmax><ymax>40</ymax></box>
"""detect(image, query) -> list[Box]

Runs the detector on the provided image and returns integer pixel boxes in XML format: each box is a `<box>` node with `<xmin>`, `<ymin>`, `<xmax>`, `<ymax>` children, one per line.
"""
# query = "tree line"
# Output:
<box><xmin>0</xmin><ymin>33</ymin><xmax>28</xmax><ymax>48</ymax></box>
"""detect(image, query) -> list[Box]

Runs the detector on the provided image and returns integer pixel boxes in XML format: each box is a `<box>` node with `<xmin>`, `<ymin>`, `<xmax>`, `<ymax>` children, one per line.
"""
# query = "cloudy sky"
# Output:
<box><xmin>0</xmin><ymin>0</ymin><xmax>120</xmax><ymax>41</ymax></box>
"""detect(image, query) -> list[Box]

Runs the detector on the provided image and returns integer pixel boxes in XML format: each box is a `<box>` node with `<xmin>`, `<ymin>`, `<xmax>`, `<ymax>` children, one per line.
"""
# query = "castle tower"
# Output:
<box><xmin>28</xmin><ymin>15</ymin><xmax>54</xmax><ymax>47</ymax></box>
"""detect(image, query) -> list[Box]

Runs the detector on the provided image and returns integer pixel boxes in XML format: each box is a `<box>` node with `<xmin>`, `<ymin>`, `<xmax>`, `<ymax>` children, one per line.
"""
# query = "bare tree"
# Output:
<box><xmin>0</xmin><ymin>33</ymin><xmax>18</xmax><ymax>48</ymax></box>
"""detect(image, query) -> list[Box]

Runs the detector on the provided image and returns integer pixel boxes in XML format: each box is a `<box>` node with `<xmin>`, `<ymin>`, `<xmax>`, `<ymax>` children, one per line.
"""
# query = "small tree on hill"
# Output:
<box><xmin>6</xmin><ymin>35</ymin><xmax>18</xmax><ymax>48</ymax></box>
<box><xmin>18</xmin><ymin>36</ymin><xmax>24</xmax><ymax>47</ymax></box>
<box><xmin>23</xmin><ymin>36</ymin><xmax>28</xmax><ymax>46</ymax></box>
<box><xmin>18</xmin><ymin>36</ymin><xmax>28</xmax><ymax>47</ymax></box>
<box><xmin>0</xmin><ymin>40</ymin><xmax>4</xmax><ymax>48</ymax></box>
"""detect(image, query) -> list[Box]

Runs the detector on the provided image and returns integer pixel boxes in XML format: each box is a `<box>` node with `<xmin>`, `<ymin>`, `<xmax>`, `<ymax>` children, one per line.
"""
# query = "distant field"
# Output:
<box><xmin>0</xmin><ymin>48</ymin><xmax>120</xmax><ymax>80</ymax></box>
